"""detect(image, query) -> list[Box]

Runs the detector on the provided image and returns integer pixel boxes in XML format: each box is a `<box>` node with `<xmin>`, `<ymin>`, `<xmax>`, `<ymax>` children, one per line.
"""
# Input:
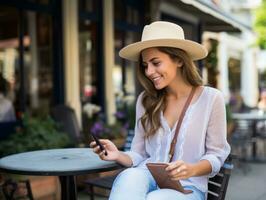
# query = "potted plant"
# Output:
<box><xmin>0</xmin><ymin>113</ymin><xmax>70</xmax><ymax>200</ymax></box>
<box><xmin>0</xmin><ymin>113</ymin><xmax>71</xmax><ymax>157</ymax></box>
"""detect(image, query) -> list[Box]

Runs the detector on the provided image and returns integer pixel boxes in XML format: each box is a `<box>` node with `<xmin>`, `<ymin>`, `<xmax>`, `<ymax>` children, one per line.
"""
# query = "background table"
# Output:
<box><xmin>0</xmin><ymin>148</ymin><xmax>121</xmax><ymax>200</ymax></box>
<box><xmin>232</xmin><ymin>112</ymin><xmax>266</xmax><ymax>161</ymax></box>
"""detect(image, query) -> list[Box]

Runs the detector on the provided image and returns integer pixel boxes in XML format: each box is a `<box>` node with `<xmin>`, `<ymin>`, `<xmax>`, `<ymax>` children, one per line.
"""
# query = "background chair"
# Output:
<box><xmin>51</xmin><ymin>104</ymin><xmax>83</xmax><ymax>146</ymax></box>
<box><xmin>1</xmin><ymin>179</ymin><xmax>34</xmax><ymax>200</ymax></box>
<box><xmin>255</xmin><ymin>119</ymin><xmax>266</xmax><ymax>161</ymax></box>
<box><xmin>230</xmin><ymin>119</ymin><xmax>253</xmax><ymax>173</ymax></box>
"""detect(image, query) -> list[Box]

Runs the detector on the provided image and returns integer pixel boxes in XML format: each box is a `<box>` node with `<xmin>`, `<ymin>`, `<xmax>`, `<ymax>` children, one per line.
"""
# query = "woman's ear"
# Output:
<box><xmin>176</xmin><ymin>59</ymin><xmax>183</xmax><ymax>68</ymax></box>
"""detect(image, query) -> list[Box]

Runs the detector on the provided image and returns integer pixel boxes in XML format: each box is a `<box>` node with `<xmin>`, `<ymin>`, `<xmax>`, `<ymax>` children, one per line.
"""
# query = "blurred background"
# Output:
<box><xmin>0</xmin><ymin>0</ymin><xmax>266</xmax><ymax>199</ymax></box>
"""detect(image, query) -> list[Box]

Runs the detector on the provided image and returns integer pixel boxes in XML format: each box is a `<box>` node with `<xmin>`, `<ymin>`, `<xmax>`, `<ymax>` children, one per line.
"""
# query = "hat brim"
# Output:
<box><xmin>119</xmin><ymin>39</ymin><xmax>208</xmax><ymax>61</ymax></box>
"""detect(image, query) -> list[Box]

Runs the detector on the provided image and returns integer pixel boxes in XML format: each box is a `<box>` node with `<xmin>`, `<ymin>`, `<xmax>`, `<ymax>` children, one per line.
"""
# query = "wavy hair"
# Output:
<box><xmin>137</xmin><ymin>47</ymin><xmax>203</xmax><ymax>138</ymax></box>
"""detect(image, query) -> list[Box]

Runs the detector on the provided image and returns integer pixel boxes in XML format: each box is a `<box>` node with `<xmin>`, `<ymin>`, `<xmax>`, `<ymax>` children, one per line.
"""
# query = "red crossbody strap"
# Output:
<box><xmin>168</xmin><ymin>87</ymin><xmax>196</xmax><ymax>162</ymax></box>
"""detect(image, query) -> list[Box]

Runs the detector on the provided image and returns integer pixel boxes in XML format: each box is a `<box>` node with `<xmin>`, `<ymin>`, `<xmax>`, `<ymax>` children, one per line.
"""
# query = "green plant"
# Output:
<box><xmin>90</xmin><ymin>110</ymin><xmax>128</xmax><ymax>140</ymax></box>
<box><xmin>205</xmin><ymin>39</ymin><xmax>219</xmax><ymax>88</ymax></box>
<box><xmin>0</xmin><ymin>114</ymin><xmax>71</xmax><ymax>157</ymax></box>
<box><xmin>254</xmin><ymin>0</ymin><xmax>266</xmax><ymax>49</ymax></box>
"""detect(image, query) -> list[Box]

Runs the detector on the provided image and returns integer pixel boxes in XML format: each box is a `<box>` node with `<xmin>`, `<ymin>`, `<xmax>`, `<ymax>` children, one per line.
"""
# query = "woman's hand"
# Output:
<box><xmin>165</xmin><ymin>160</ymin><xmax>196</xmax><ymax>180</ymax></box>
<box><xmin>90</xmin><ymin>139</ymin><xmax>120</xmax><ymax>161</ymax></box>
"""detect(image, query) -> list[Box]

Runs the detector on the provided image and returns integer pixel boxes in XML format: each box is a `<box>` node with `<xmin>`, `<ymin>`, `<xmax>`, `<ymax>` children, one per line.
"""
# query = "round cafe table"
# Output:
<box><xmin>0</xmin><ymin>148</ymin><xmax>121</xmax><ymax>200</ymax></box>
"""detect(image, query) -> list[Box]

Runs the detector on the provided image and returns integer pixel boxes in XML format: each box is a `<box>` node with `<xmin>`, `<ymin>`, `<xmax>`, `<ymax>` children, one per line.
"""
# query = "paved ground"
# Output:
<box><xmin>78</xmin><ymin>161</ymin><xmax>266</xmax><ymax>200</ymax></box>
<box><xmin>226</xmin><ymin>161</ymin><xmax>266</xmax><ymax>200</ymax></box>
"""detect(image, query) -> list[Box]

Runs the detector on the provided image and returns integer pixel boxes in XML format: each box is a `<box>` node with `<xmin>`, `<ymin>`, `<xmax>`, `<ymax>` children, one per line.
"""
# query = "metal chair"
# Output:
<box><xmin>230</xmin><ymin>119</ymin><xmax>253</xmax><ymax>173</ymax></box>
<box><xmin>51</xmin><ymin>104</ymin><xmax>83</xmax><ymax>146</ymax></box>
<box><xmin>207</xmin><ymin>155</ymin><xmax>234</xmax><ymax>200</ymax></box>
<box><xmin>2</xmin><ymin>179</ymin><xmax>34</xmax><ymax>200</ymax></box>
<box><xmin>255</xmin><ymin>120</ymin><xmax>266</xmax><ymax>161</ymax></box>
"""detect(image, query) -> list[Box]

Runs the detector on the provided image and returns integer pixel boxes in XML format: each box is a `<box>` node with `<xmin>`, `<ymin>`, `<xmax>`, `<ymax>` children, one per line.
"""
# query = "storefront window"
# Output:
<box><xmin>26</xmin><ymin>0</ymin><xmax>50</xmax><ymax>5</ymax></box>
<box><xmin>114</xmin><ymin>0</ymin><xmax>143</xmax><ymax>108</ymax></box>
<box><xmin>78</xmin><ymin>19</ymin><xmax>98</xmax><ymax>105</ymax></box>
<box><xmin>25</xmin><ymin>11</ymin><xmax>53</xmax><ymax>114</ymax></box>
<box><xmin>0</xmin><ymin>7</ymin><xmax>18</xmax><ymax>122</ymax></box>
<box><xmin>79</xmin><ymin>0</ymin><xmax>94</xmax><ymax>13</ymax></box>
<box><xmin>228</xmin><ymin>57</ymin><xmax>241</xmax><ymax>91</ymax></box>
<box><xmin>114</xmin><ymin>30</ymin><xmax>137</xmax><ymax>100</ymax></box>
<box><xmin>0</xmin><ymin>5</ymin><xmax>54</xmax><ymax>122</ymax></box>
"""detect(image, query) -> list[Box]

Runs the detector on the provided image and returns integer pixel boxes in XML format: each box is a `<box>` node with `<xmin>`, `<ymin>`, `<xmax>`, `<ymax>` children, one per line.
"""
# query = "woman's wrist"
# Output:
<box><xmin>116</xmin><ymin>151</ymin><xmax>133</xmax><ymax>167</ymax></box>
<box><xmin>191</xmin><ymin>160</ymin><xmax>212</xmax><ymax>177</ymax></box>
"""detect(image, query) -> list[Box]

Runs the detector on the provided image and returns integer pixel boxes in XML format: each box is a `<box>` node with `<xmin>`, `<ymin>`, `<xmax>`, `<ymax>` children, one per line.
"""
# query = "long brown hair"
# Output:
<box><xmin>137</xmin><ymin>47</ymin><xmax>203</xmax><ymax>137</ymax></box>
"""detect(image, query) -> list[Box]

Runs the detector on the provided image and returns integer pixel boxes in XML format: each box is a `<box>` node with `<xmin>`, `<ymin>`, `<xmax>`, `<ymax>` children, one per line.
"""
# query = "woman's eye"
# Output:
<box><xmin>153</xmin><ymin>62</ymin><xmax>160</xmax><ymax>66</ymax></box>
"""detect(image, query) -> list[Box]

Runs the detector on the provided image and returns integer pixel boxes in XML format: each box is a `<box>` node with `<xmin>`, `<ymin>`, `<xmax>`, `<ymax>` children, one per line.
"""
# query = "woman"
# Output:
<box><xmin>90</xmin><ymin>21</ymin><xmax>230</xmax><ymax>200</ymax></box>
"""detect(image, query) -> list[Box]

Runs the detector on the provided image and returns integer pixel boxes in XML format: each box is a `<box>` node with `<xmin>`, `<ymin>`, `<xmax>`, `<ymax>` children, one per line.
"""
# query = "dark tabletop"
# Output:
<box><xmin>0</xmin><ymin>148</ymin><xmax>120</xmax><ymax>176</ymax></box>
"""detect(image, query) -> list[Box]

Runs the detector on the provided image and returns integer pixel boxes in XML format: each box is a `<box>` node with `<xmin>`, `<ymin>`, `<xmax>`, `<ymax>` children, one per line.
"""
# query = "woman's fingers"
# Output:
<box><xmin>165</xmin><ymin>160</ymin><xmax>184</xmax><ymax>171</ymax></box>
<box><xmin>165</xmin><ymin>160</ymin><xmax>193</xmax><ymax>180</ymax></box>
<box><xmin>92</xmin><ymin>145</ymin><xmax>101</xmax><ymax>153</ymax></box>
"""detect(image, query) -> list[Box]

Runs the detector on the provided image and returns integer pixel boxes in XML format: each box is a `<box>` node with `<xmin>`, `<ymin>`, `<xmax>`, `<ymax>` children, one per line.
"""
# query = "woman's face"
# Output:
<box><xmin>141</xmin><ymin>47</ymin><xmax>182</xmax><ymax>90</ymax></box>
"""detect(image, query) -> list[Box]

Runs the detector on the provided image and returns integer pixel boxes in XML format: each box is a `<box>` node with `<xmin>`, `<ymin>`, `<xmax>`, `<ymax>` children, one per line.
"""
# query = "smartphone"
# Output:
<box><xmin>91</xmin><ymin>134</ymin><xmax>108</xmax><ymax>156</ymax></box>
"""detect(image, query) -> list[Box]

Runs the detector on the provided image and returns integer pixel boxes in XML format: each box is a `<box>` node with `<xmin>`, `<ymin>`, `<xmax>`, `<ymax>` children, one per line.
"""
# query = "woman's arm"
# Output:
<box><xmin>200</xmin><ymin>90</ymin><xmax>230</xmax><ymax>177</ymax></box>
<box><xmin>90</xmin><ymin>92</ymin><xmax>148</xmax><ymax>167</ymax></box>
<box><xmin>90</xmin><ymin>139</ymin><xmax>133</xmax><ymax>167</ymax></box>
<box><xmin>166</xmin><ymin>90</ymin><xmax>230</xmax><ymax>180</ymax></box>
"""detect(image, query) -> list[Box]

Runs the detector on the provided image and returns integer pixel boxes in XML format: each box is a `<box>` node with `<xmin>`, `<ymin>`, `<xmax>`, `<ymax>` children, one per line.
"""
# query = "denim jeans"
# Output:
<box><xmin>109</xmin><ymin>168</ymin><xmax>205</xmax><ymax>200</ymax></box>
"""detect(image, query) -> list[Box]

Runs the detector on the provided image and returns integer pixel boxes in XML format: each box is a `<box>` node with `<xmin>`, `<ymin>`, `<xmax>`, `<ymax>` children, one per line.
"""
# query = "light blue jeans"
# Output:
<box><xmin>109</xmin><ymin>168</ymin><xmax>205</xmax><ymax>200</ymax></box>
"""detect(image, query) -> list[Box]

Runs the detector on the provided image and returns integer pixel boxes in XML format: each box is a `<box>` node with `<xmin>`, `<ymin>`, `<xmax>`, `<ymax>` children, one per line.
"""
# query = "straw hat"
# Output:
<box><xmin>119</xmin><ymin>21</ymin><xmax>208</xmax><ymax>61</ymax></box>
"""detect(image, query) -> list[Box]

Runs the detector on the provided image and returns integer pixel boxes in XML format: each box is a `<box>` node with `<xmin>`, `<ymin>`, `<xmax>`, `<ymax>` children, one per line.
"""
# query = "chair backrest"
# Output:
<box><xmin>207</xmin><ymin>155</ymin><xmax>233</xmax><ymax>200</ymax></box>
<box><xmin>233</xmin><ymin>119</ymin><xmax>253</xmax><ymax>139</ymax></box>
<box><xmin>51</xmin><ymin>104</ymin><xmax>81</xmax><ymax>145</ymax></box>
<box><xmin>123</xmin><ymin>129</ymin><xmax>135</xmax><ymax>151</ymax></box>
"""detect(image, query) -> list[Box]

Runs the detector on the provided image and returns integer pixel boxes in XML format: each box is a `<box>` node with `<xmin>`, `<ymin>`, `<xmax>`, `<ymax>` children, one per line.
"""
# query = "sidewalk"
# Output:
<box><xmin>226</xmin><ymin>161</ymin><xmax>266</xmax><ymax>200</ymax></box>
<box><xmin>78</xmin><ymin>161</ymin><xmax>266</xmax><ymax>200</ymax></box>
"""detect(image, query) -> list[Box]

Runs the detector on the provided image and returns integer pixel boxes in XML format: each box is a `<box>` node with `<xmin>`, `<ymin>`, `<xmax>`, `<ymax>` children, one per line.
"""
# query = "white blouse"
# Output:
<box><xmin>125</xmin><ymin>86</ymin><xmax>230</xmax><ymax>192</ymax></box>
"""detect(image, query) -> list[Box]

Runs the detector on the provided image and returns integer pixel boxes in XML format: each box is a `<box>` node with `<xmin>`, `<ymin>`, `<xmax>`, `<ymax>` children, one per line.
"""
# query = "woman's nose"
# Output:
<box><xmin>145</xmin><ymin>65</ymin><xmax>154</xmax><ymax>76</ymax></box>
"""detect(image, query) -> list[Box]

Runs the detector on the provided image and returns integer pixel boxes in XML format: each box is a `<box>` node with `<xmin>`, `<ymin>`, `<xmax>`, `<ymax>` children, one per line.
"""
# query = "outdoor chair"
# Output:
<box><xmin>1</xmin><ymin>179</ymin><xmax>34</xmax><ymax>200</ymax></box>
<box><xmin>51</xmin><ymin>104</ymin><xmax>83</xmax><ymax>146</ymax></box>
<box><xmin>255</xmin><ymin>120</ymin><xmax>266</xmax><ymax>161</ymax></box>
<box><xmin>230</xmin><ymin>119</ymin><xmax>253</xmax><ymax>173</ymax></box>
<box><xmin>207</xmin><ymin>155</ymin><xmax>234</xmax><ymax>200</ymax></box>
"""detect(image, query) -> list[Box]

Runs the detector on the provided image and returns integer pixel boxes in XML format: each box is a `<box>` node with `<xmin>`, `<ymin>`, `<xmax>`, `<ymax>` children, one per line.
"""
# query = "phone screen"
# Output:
<box><xmin>91</xmin><ymin>134</ymin><xmax>108</xmax><ymax>156</ymax></box>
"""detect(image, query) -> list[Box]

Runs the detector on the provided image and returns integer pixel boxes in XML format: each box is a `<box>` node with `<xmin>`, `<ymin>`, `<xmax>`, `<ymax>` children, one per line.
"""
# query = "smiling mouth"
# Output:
<box><xmin>151</xmin><ymin>76</ymin><xmax>161</xmax><ymax>82</ymax></box>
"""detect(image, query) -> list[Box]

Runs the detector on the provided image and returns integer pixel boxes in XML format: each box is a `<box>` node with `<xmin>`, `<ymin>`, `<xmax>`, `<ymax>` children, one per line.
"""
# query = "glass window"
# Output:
<box><xmin>114</xmin><ymin>0</ymin><xmax>124</xmax><ymax>21</ymax></box>
<box><xmin>26</xmin><ymin>0</ymin><xmax>50</xmax><ymax>5</ymax></box>
<box><xmin>78</xmin><ymin>0</ymin><xmax>101</xmax><ymax>141</ymax></box>
<box><xmin>79</xmin><ymin>0</ymin><xmax>96</xmax><ymax>13</ymax></box>
<box><xmin>78</xmin><ymin>19</ymin><xmax>98</xmax><ymax>105</ymax></box>
<box><xmin>24</xmin><ymin>11</ymin><xmax>53</xmax><ymax>114</ymax></box>
<box><xmin>228</xmin><ymin>57</ymin><xmax>241</xmax><ymax>91</ymax></box>
<box><xmin>114</xmin><ymin>0</ymin><xmax>143</xmax><ymax>109</ymax></box>
<box><xmin>114</xmin><ymin>30</ymin><xmax>138</xmax><ymax>100</ymax></box>
<box><xmin>0</xmin><ymin>7</ymin><xmax>18</xmax><ymax>122</ymax></box>
<box><xmin>0</xmin><ymin>6</ymin><xmax>54</xmax><ymax>122</ymax></box>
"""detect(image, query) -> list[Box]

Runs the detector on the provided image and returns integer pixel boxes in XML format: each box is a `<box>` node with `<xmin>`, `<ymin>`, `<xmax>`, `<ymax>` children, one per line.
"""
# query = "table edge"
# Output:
<box><xmin>0</xmin><ymin>164</ymin><xmax>122</xmax><ymax>176</ymax></box>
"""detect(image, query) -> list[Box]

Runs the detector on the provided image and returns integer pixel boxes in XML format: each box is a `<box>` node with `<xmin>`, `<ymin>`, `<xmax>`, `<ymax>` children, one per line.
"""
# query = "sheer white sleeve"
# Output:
<box><xmin>200</xmin><ymin>90</ymin><xmax>231</xmax><ymax>177</ymax></box>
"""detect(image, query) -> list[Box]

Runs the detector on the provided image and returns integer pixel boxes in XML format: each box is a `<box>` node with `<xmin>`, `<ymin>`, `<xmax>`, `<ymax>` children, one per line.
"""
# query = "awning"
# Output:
<box><xmin>178</xmin><ymin>0</ymin><xmax>252</xmax><ymax>32</ymax></box>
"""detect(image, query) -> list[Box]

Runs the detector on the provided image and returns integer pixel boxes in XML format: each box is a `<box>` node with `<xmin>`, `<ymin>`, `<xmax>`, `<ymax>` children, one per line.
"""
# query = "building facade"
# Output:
<box><xmin>0</xmin><ymin>0</ymin><xmax>253</xmax><ymax>135</ymax></box>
